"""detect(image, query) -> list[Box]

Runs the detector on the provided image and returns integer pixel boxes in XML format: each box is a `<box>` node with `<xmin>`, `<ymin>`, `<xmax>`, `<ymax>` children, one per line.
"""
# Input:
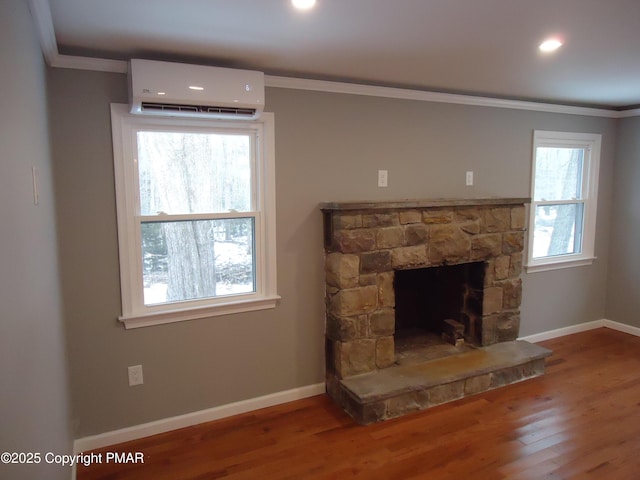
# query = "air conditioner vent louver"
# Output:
<box><xmin>141</xmin><ymin>102</ymin><xmax>257</xmax><ymax>117</ymax></box>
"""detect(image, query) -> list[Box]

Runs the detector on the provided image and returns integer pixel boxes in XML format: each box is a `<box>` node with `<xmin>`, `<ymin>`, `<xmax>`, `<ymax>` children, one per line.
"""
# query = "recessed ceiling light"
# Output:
<box><xmin>188</xmin><ymin>86</ymin><xmax>204</xmax><ymax>91</ymax></box>
<box><xmin>292</xmin><ymin>0</ymin><xmax>316</xmax><ymax>10</ymax></box>
<box><xmin>539</xmin><ymin>38</ymin><xmax>563</xmax><ymax>52</ymax></box>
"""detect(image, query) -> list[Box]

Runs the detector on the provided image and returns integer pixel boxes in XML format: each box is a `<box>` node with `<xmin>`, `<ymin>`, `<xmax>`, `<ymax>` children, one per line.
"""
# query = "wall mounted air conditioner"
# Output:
<box><xmin>128</xmin><ymin>59</ymin><xmax>264</xmax><ymax>120</ymax></box>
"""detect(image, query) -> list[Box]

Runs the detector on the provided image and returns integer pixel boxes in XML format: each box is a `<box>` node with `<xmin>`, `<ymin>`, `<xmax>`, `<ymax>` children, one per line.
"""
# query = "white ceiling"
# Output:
<box><xmin>47</xmin><ymin>0</ymin><xmax>640</xmax><ymax>109</ymax></box>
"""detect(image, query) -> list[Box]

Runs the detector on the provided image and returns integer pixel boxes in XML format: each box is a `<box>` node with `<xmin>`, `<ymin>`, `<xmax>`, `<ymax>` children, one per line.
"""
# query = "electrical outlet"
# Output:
<box><xmin>466</xmin><ymin>171</ymin><xmax>474</xmax><ymax>186</ymax></box>
<box><xmin>128</xmin><ymin>365</ymin><xmax>144</xmax><ymax>386</ymax></box>
<box><xmin>378</xmin><ymin>170</ymin><xmax>388</xmax><ymax>187</ymax></box>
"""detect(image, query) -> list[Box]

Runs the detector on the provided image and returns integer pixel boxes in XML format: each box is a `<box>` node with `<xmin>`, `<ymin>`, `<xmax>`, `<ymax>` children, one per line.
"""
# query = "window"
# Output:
<box><xmin>111</xmin><ymin>104</ymin><xmax>278</xmax><ymax>328</ymax></box>
<box><xmin>526</xmin><ymin>130</ymin><xmax>601</xmax><ymax>273</ymax></box>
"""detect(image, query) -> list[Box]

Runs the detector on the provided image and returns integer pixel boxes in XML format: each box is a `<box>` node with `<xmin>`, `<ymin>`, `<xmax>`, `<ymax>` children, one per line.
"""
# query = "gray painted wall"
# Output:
<box><xmin>48</xmin><ymin>69</ymin><xmax>617</xmax><ymax>438</ymax></box>
<box><xmin>606</xmin><ymin>116</ymin><xmax>640</xmax><ymax>326</ymax></box>
<box><xmin>0</xmin><ymin>1</ymin><xmax>72</xmax><ymax>478</ymax></box>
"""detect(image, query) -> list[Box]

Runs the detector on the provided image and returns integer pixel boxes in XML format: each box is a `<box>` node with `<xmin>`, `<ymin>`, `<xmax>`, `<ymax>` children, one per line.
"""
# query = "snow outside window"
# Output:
<box><xmin>111</xmin><ymin>105</ymin><xmax>279</xmax><ymax>328</ymax></box>
<box><xmin>526</xmin><ymin>131</ymin><xmax>601</xmax><ymax>273</ymax></box>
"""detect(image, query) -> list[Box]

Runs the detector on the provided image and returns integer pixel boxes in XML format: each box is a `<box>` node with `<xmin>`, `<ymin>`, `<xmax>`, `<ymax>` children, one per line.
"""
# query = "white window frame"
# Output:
<box><xmin>111</xmin><ymin>104</ymin><xmax>279</xmax><ymax>328</ymax></box>
<box><xmin>526</xmin><ymin>130</ymin><xmax>601</xmax><ymax>273</ymax></box>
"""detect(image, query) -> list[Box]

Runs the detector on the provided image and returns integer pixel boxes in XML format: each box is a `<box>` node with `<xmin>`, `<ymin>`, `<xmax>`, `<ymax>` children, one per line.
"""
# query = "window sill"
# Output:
<box><xmin>119</xmin><ymin>295</ymin><xmax>281</xmax><ymax>329</ymax></box>
<box><xmin>525</xmin><ymin>256</ymin><xmax>596</xmax><ymax>274</ymax></box>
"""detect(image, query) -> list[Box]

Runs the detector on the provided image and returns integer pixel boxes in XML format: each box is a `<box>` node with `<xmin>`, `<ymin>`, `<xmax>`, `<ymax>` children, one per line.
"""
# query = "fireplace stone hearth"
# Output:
<box><xmin>321</xmin><ymin>198</ymin><xmax>552</xmax><ymax>424</ymax></box>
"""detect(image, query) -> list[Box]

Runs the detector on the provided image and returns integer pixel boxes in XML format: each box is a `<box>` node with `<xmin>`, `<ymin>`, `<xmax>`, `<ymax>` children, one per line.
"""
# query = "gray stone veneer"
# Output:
<box><xmin>321</xmin><ymin>198</ymin><xmax>530</xmax><ymax>380</ymax></box>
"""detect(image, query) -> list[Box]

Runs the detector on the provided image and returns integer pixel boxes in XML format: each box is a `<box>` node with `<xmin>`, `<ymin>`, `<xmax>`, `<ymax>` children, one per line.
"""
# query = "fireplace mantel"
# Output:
<box><xmin>320</xmin><ymin>197</ymin><xmax>531</xmax><ymax>211</ymax></box>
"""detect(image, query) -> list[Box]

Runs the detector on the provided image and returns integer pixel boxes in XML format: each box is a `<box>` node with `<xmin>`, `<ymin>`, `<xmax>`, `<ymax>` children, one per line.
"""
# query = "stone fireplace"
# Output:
<box><xmin>322</xmin><ymin>198</ymin><xmax>551</xmax><ymax>424</ymax></box>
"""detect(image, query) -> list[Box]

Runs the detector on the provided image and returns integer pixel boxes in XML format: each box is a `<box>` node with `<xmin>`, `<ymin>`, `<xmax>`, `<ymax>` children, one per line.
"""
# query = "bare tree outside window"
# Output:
<box><xmin>137</xmin><ymin>131</ymin><xmax>255</xmax><ymax>305</ymax></box>
<box><xmin>532</xmin><ymin>147</ymin><xmax>585</xmax><ymax>258</ymax></box>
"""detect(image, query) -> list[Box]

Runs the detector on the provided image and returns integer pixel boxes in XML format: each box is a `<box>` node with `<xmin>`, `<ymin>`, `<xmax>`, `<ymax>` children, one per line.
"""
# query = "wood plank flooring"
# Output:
<box><xmin>77</xmin><ymin>328</ymin><xmax>640</xmax><ymax>479</ymax></box>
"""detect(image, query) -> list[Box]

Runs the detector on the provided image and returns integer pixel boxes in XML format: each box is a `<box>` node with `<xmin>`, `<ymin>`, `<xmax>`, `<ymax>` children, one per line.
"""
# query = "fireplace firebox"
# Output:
<box><xmin>394</xmin><ymin>262</ymin><xmax>484</xmax><ymax>364</ymax></box>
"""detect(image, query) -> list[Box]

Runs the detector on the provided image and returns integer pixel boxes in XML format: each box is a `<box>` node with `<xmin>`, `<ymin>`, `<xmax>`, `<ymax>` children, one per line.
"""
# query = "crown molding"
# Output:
<box><xmin>51</xmin><ymin>53</ymin><xmax>129</xmax><ymax>73</ymax></box>
<box><xmin>264</xmin><ymin>75</ymin><xmax>627</xmax><ymax>118</ymax></box>
<box><xmin>616</xmin><ymin>108</ymin><xmax>640</xmax><ymax>118</ymax></box>
<box><xmin>27</xmin><ymin>0</ymin><xmax>638</xmax><ymax>118</ymax></box>
<box><xmin>38</xmin><ymin>56</ymin><xmax>640</xmax><ymax>120</ymax></box>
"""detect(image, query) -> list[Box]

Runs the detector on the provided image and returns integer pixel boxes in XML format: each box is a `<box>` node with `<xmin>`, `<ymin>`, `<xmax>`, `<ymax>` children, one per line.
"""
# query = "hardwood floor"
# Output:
<box><xmin>77</xmin><ymin>328</ymin><xmax>640</xmax><ymax>479</ymax></box>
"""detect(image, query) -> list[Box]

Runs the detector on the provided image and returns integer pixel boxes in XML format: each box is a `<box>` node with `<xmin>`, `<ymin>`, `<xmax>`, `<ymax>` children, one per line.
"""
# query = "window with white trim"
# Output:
<box><xmin>526</xmin><ymin>130</ymin><xmax>601</xmax><ymax>273</ymax></box>
<box><xmin>111</xmin><ymin>104</ymin><xmax>278</xmax><ymax>328</ymax></box>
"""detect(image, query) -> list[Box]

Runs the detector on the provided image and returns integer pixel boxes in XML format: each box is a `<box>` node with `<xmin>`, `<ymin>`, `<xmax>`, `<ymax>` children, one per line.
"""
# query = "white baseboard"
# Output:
<box><xmin>73</xmin><ymin>382</ymin><xmax>325</xmax><ymax>453</ymax></box>
<box><xmin>603</xmin><ymin>319</ymin><xmax>640</xmax><ymax>337</ymax></box>
<box><xmin>519</xmin><ymin>319</ymin><xmax>605</xmax><ymax>343</ymax></box>
<box><xmin>519</xmin><ymin>318</ymin><xmax>640</xmax><ymax>343</ymax></box>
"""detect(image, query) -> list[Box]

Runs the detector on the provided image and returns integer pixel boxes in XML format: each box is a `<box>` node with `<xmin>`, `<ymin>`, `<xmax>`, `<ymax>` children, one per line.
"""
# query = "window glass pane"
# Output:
<box><xmin>137</xmin><ymin>131</ymin><xmax>252</xmax><ymax>215</ymax></box>
<box><xmin>532</xmin><ymin>203</ymin><xmax>584</xmax><ymax>258</ymax></box>
<box><xmin>534</xmin><ymin>147</ymin><xmax>584</xmax><ymax>201</ymax></box>
<box><xmin>141</xmin><ymin>218</ymin><xmax>255</xmax><ymax>305</ymax></box>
